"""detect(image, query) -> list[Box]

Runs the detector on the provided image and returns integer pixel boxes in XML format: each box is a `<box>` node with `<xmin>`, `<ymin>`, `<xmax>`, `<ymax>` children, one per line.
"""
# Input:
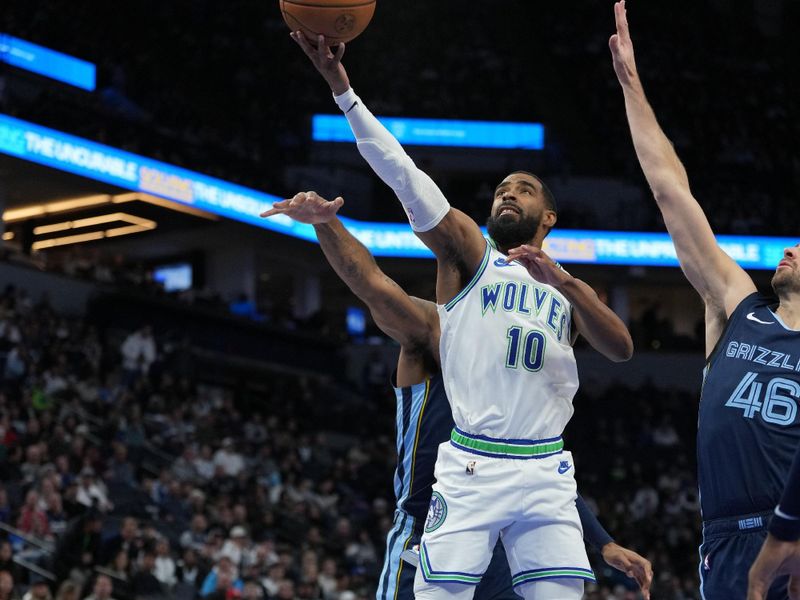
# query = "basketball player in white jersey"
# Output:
<box><xmin>290</xmin><ymin>33</ymin><xmax>634</xmax><ymax>600</ymax></box>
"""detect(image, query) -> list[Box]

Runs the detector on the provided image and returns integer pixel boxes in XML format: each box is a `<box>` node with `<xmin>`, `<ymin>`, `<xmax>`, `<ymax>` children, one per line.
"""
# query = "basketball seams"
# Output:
<box><xmin>281</xmin><ymin>0</ymin><xmax>375</xmax><ymax>44</ymax></box>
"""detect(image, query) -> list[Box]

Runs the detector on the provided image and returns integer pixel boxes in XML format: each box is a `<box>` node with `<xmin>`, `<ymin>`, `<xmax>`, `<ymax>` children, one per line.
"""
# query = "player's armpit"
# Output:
<box><xmin>366</xmin><ymin>285</ymin><xmax>439</xmax><ymax>353</ymax></box>
<box><xmin>416</xmin><ymin>208</ymin><xmax>488</xmax><ymax>305</ymax></box>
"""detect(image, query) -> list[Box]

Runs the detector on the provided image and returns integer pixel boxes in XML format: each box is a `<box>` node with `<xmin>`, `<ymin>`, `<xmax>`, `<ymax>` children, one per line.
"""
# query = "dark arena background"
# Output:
<box><xmin>0</xmin><ymin>1</ymin><xmax>798</xmax><ymax>599</ymax></box>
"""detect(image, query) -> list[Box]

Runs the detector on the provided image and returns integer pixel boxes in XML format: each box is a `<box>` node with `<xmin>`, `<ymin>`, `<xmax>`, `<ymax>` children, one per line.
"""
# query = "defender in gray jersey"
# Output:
<box><xmin>283</xmin><ymin>34</ymin><xmax>634</xmax><ymax>600</ymax></box>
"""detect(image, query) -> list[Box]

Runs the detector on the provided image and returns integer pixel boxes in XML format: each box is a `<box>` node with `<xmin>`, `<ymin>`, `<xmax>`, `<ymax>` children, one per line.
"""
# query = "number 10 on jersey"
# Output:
<box><xmin>505</xmin><ymin>326</ymin><xmax>546</xmax><ymax>372</ymax></box>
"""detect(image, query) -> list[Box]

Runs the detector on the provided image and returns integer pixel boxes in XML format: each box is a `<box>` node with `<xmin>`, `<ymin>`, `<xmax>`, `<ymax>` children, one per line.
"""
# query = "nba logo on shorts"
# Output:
<box><xmin>466</xmin><ymin>460</ymin><xmax>476</xmax><ymax>475</ymax></box>
<box><xmin>425</xmin><ymin>492</ymin><xmax>448</xmax><ymax>533</ymax></box>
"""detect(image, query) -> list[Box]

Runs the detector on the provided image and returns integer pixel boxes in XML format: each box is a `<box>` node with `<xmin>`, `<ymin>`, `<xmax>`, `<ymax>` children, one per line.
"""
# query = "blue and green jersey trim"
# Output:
<box><xmin>419</xmin><ymin>543</ymin><xmax>483</xmax><ymax>585</ymax></box>
<box><xmin>512</xmin><ymin>567</ymin><xmax>595</xmax><ymax>587</ymax></box>
<box><xmin>450</xmin><ymin>427</ymin><xmax>564</xmax><ymax>459</ymax></box>
<box><xmin>444</xmin><ymin>242</ymin><xmax>492</xmax><ymax>312</ymax></box>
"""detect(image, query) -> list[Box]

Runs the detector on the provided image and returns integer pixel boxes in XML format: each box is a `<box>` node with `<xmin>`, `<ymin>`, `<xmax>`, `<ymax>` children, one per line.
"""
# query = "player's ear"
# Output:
<box><xmin>543</xmin><ymin>210</ymin><xmax>557</xmax><ymax>230</ymax></box>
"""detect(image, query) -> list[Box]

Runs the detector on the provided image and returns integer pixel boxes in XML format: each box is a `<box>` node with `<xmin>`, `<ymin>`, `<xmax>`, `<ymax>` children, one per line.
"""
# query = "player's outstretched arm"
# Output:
<box><xmin>506</xmin><ymin>245</ymin><xmax>633</xmax><ymax>361</ymax></box>
<box><xmin>261</xmin><ymin>192</ymin><xmax>438</xmax><ymax>351</ymax></box>
<box><xmin>609</xmin><ymin>1</ymin><xmax>754</xmax><ymax>318</ymax></box>
<box><xmin>291</xmin><ymin>33</ymin><xmax>487</xmax><ymax>301</ymax></box>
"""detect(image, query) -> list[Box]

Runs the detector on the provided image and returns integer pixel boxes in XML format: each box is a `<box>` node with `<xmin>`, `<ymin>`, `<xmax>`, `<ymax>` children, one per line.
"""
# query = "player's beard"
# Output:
<box><xmin>772</xmin><ymin>269</ymin><xmax>800</xmax><ymax>298</ymax></box>
<box><xmin>486</xmin><ymin>212</ymin><xmax>540</xmax><ymax>250</ymax></box>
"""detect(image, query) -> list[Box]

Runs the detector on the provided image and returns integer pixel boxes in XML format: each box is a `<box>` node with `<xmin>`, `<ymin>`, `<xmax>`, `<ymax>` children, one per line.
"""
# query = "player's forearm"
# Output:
<box><xmin>313</xmin><ymin>218</ymin><xmax>383</xmax><ymax>302</ymax></box>
<box><xmin>621</xmin><ymin>82</ymin><xmax>691</xmax><ymax>203</ymax></box>
<box><xmin>333</xmin><ymin>88</ymin><xmax>450</xmax><ymax>233</ymax></box>
<box><xmin>576</xmin><ymin>494</ymin><xmax>614</xmax><ymax>550</ymax></box>
<box><xmin>556</xmin><ymin>277</ymin><xmax>633</xmax><ymax>362</ymax></box>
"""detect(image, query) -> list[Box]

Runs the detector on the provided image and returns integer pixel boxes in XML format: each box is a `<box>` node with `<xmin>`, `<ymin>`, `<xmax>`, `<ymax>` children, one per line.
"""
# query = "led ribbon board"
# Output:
<box><xmin>0</xmin><ymin>113</ymin><xmax>792</xmax><ymax>269</ymax></box>
<box><xmin>313</xmin><ymin>115</ymin><xmax>545</xmax><ymax>150</ymax></box>
<box><xmin>0</xmin><ymin>34</ymin><xmax>96</xmax><ymax>91</ymax></box>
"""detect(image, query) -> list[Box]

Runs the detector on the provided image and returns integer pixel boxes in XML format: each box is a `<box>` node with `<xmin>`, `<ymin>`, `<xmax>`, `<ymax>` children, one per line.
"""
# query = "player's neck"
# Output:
<box><xmin>497</xmin><ymin>235</ymin><xmax>544</xmax><ymax>256</ymax></box>
<box><xmin>774</xmin><ymin>298</ymin><xmax>800</xmax><ymax>331</ymax></box>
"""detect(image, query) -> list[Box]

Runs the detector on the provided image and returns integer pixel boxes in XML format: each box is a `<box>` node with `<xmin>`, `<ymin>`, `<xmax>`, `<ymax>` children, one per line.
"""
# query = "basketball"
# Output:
<box><xmin>280</xmin><ymin>0</ymin><xmax>376</xmax><ymax>45</ymax></box>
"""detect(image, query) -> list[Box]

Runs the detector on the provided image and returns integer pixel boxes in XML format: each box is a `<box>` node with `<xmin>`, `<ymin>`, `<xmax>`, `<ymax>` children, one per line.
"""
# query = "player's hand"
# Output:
<box><xmin>748</xmin><ymin>535</ymin><xmax>800</xmax><ymax>600</ymax></box>
<box><xmin>505</xmin><ymin>245</ymin><xmax>571</xmax><ymax>289</ymax></box>
<box><xmin>260</xmin><ymin>191</ymin><xmax>344</xmax><ymax>225</ymax></box>
<box><xmin>601</xmin><ymin>542</ymin><xmax>653</xmax><ymax>600</ymax></box>
<box><xmin>291</xmin><ymin>31</ymin><xmax>350</xmax><ymax>96</ymax></box>
<box><xmin>609</xmin><ymin>1</ymin><xmax>639</xmax><ymax>89</ymax></box>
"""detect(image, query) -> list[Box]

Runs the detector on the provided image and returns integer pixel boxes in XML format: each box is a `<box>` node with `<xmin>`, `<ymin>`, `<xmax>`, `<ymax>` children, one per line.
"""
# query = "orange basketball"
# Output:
<box><xmin>280</xmin><ymin>0</ymin><xmax>376</xmax><ymax>45</ymax></box>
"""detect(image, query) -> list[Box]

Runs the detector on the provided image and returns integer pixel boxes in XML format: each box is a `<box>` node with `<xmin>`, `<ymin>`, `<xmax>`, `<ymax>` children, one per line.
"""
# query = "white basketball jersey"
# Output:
<box><xmin>437</xmin><ymin>242</ymin><xmax>580</xmax><ymax>440</ymax></box>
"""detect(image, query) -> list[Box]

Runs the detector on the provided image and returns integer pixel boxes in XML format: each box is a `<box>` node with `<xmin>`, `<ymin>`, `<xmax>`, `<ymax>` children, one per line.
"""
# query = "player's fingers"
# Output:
<box><xmin>747</xmin><ymin>581</ymin><xmax>768</xmax><ymax>600</ymax></box>
<box><xmin>332</xmin><ymin>196</ymin><xmax>345</xmax><ymax>209</ymax></box>
<box><xmin>259</xmin><ymin>208</ymin><xmax>282</xmax><ymax>218</ymax></box>
<box><xmin>294</xmin><ymin>32</ymin><xmax>317</xmax><ymax>59</ymax></box>
<box><xmin>317</xmin><ymin>35</ymin><xmax>335</xmax><ymax>60</ymax></box>
<box><xmin>788</xmin><ymin>575</ymin><xmax>800</xmax><ymax>600</ymax></box>
<box><xmin>334</xmin><ymin>42</ymin><xmax>346</xmax><ymax>63</ymax></box>
<box><xmin>618</xmin><ymin>2</ymin><xmax>630</xmax><ymax>38</ymax></box>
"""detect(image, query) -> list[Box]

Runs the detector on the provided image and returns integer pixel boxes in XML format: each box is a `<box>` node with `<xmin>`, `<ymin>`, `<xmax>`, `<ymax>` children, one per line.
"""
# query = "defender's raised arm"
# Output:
<box><xmin>261</xmin><ymin>192</ymin><xmax>437</xmax><ymax>353</ymax></box>
<box><xmin>609</xmin><ymin>1</ymin><xmax>754</xmax><ymax>338</ymax></box>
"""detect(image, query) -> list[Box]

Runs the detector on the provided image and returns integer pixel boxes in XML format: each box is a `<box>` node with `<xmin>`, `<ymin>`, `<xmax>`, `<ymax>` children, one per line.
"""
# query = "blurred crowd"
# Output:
<box><xmin>0</xmin><ymin>279</ymin><xmax>704</xmax><ymax>600</ymax></box>
<box><xmin>1</xmin><ymin>1</ymin><xmax>798</xmax><ymax>235</ymax></box>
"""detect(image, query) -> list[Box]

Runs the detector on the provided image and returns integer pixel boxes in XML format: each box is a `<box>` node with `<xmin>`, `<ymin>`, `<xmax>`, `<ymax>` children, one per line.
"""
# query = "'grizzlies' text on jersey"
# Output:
<box><xmin>699</xmin><ymin>292</ymin><xmax>800</xmax><ymax>520</ymax></box>
<box><xmin>437</xmin><ymin>242</ymin><xmax>579</xmax><ymax>440</ymax></box>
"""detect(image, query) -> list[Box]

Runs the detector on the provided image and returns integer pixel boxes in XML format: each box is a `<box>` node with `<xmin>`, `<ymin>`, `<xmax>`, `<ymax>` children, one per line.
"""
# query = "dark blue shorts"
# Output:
<box><xmin>700</xmin><ymin>511</ymin><xmax>789</xmax><ymax>600</ymax></box>
<box><xmin>377</xmin><ymin>525</ymin><xmax>520</xmax><ymax>600</ymax></box>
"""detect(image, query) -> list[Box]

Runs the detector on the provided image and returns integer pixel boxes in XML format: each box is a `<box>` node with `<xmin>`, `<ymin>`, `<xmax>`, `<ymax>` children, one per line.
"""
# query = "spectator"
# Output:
<box><xmin>218</xmin><ymin>527</ymin><xmax>249</xmax><ymax>570</ymax></box>
<box><xmin>153</xmin><ymin>538</ymin><xmax>176</xmax><ymax>588</ymax></box>
<box><xmin>21</xmin><ymin>577</ymin><xmax>52</xmax><ymax>600</ymax></box>
<box><xmin>199</xmin><ymin>556</ymin><xmax>242</xmax><ymax>598</ymax></box>
<box><xmin>53</xmin><ymin>511</ymin><xmax>103</xmax><ymax>582</ymax></box>
<box><xmin>53</xmin><ymin>581</ymin><xmax>79</xmax><ymax>600</ymax></box>
<box><xmin>0</xmin><ymin>543</ymin><xmax>19</xmax><ymax>583</ymax></box>
<box><xmin>175</xmin><ymin>548</ymin><xmax>202</xmax><ymax>587</ymax></box>
<box><xmin>16</xmin><ymin>491</ymin><xmax>51</xmax><ymax>540</ymax></box>
<box><xmin>120</xmin><ymin>327</ymin><xmax>156</xmax><ymax>381</ymax></box>
<box><xmin>75</xmin><ymin>470</ymin><xmax>113</xmax><ymax>513</ymax></box>
<box><xmin>212</xmin><ymin>439</ymin><xmax>244</xmax><ymax>479</ymax></box>
<box><xmin>179</xmin><ymin>514</ymin><xmax>207</xmax><ymax>552</ymax></box>
<box><xmin>0</xmin><ymin>570</ymin><xmax>18</xmax><ymax>600</ymax></box>
<box><xmin>81</xmin><ymin>575</ymin><xmax>115</xmax><ymax>600</ymax></box>
<box><xmin>129</xmin><ymin>550</ymin><xmax>162</xmax><ymax>598</ymax></box>
<box><xmin>100</xmin><ymin>518</ymin><xmax>139</xmax><ymax>566</ymax></box>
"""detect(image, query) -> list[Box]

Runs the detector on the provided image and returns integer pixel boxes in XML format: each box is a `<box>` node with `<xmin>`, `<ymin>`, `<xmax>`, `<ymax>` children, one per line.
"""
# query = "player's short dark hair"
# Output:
<box><xmin>510</xmin><ymin>171</ymin><xmax>557</xmax><ymax>214</ymax></box>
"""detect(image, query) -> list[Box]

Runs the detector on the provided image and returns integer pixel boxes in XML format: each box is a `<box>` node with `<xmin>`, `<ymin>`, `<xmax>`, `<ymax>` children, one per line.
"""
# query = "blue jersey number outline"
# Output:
<box><xmin>725</xmin><ymin>371</ymin><xmax>799</xmax><ymax>426</ymax></box>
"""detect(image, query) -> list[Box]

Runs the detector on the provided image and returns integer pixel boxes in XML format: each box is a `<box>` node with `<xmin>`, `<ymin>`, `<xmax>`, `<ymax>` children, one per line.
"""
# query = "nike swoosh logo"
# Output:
<box><xmin>747</xmin><ymin>312</ymin><xmax>775</xmax><ymax>325</ymax></box>
<box><xmin>558</xmin><ymin>464</ymin><xmax>572</xmax><ymax>475</ymax></box>
<box><xmin>494</xmin><ymin>258</ymin><xmax>515</xmax><ymax>268</ymax></box>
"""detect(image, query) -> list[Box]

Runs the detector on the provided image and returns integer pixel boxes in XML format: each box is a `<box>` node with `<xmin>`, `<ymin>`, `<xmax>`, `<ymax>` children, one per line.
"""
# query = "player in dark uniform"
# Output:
<box><xmin>748</xmin><ymin>443</ymin><xmax>800</xmax><ymax>598</ymax></box>
<box><xmin>610</xmin><ymin>3</ymin><xmax>800</xmax><ymax>598</ymax></box>
<box><xmin>262</xmin><ymin>191</ymin><xmax>653</xmax><ymax>600</ymax></box>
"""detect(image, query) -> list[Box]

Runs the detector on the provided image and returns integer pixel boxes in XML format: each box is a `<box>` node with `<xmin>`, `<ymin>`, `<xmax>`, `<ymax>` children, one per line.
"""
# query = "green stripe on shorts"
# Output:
<box><xmin>450</xmin><ymin>429</ymin><xmax>564</xmax><ymax>458</ymax></box>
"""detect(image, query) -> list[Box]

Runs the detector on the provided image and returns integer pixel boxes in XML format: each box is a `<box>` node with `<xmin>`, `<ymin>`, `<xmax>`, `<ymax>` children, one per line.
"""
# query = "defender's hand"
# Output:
<box><xmin>601</xmin><ymin>542</ymin><xmax>653</xmax><ymax>600</ymax></box>
<box><xmin>291</xmin><ymin>31</ymin><xmax>350</xmax><ymax>96</ymax></box>
<box><xmin>505</xmin><ymin>245</ymin><xmax>571</xmax><ymax>289</ymax></box>
<box><xmin>260</xmin><ymin>191</ymin><xmax>344</xmax><ymax>225</ymax></box>
<box><xmin>609</xmin><ymin>1</ymin><xmax>639</xmax><ymax>89</ymax></box>
<box><xmin>748</xmin><ymin>535</ymin><xmax>800</xmax><ymax>600</ymax></box>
